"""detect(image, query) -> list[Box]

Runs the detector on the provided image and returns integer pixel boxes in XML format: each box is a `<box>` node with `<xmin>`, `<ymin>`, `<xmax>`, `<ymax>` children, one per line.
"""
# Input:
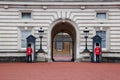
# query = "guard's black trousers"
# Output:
<box><xmin>96</xmin><ymin>55</ymin><xmax>100</xmax><ymax>63</ymax></box>
<box><xmin>26</xmin><ymin>55</ymin><xmax>32</xmax><ymax>62</ymax></box>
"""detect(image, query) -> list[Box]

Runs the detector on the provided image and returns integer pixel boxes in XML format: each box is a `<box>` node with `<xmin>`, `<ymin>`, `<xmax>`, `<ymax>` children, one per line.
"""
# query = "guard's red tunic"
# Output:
<box><xmin>26</xmin><ymin>47</ymin><xmax>32</xmax><ymax>55</ymax></box>
<box><xmin>95</xmin><ymin>46</ymin><xmax>101</xmax><ymax>55</ymax></box>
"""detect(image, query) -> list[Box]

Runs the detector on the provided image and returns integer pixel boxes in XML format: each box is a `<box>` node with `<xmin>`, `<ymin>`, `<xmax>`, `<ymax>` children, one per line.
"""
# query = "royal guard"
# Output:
<box><xmin>26</xmin><ymin>43</ymin><xmax>33</xmax><ymax>62</ymax></box>
<box><xmin>94</xmin><ymin>43</ymin><xmax>101</xmax><ymax>63</ymax></box>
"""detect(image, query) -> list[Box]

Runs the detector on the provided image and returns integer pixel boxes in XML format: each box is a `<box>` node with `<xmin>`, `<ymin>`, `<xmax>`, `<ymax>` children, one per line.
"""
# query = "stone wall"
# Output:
<box><xmin>0</xmin><ymin>0</ymin><xmax>119</xmax><ymax>2</ymax></box>
<box><xmin>0</xmin><ymin>2</ymin><xmax>120</xmax><ymax>62</ymax></box>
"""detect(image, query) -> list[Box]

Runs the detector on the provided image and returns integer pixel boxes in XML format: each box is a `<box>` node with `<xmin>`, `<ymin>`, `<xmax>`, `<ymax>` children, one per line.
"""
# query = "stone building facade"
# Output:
<box><xmin>0</xmin><ymin>0</ymin><xmax>120</xmax><ymax>62</ymax></box>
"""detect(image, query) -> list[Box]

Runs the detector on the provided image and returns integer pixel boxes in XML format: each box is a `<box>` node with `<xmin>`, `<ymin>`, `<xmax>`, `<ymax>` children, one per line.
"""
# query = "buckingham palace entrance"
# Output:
<box><xmin>52</xmin><ymin>32</ymin><xmax>73</xmax><ymax>61</ymax></box>
<box><xmin>51</xmin><ymin>20</ymin><xmax>77</xmax><ymax>62</ymax></box>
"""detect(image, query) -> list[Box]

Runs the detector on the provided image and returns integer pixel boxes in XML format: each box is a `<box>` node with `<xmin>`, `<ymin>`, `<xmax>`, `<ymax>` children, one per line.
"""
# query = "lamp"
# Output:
<box><xmin>38</xmin><ymin>27</ymin><xmax>44</xmax><ymax>53</ymax></box>
<box><xmin>83</xmin><ymin>27</ymin><xmax>90</xmax><ymax>53</ymax></box>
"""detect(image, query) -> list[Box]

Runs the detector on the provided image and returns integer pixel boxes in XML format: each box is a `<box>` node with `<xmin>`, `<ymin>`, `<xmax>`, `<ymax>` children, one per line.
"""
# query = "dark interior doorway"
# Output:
<box><xmin>53</xmin><ymin>32</ymin><xmax>73</xmax><ymax>61</ymax></box>
<box><xmin>51</xmin><ymin>22</ymin><xmax>76</xmax><ymax>62</ymax></box>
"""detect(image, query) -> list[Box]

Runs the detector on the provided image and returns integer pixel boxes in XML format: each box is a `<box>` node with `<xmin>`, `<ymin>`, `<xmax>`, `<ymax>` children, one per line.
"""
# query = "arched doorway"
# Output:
<box><xmin>52</xmin><ymin>32</ymin><xmax>73</xmax><ymax>61</ymax></box>
<box><xmin>51</xmin><ymin>21</ymin><xmax>76</xmax><ymax>62</ymax></box>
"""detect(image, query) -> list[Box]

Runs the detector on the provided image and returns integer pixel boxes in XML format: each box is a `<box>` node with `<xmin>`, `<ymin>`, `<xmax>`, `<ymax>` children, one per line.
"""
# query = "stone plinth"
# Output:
<box><xmin>80</xmin><ymin>52</ymin><xmax>91</xmax><ymax>62</ymax></box>
<box><xmin>36</xmin><ymin>52</ymin><xmax>48</xmax><ymax>62</ymax></box>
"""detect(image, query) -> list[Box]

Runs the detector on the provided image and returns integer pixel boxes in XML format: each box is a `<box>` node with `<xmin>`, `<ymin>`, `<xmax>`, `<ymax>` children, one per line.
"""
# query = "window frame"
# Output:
<box><xmin>96</xmin><ymin>31</ymin><xmax>106</xmax><ymax>49</ymax></box>
<box><xmin>94</xmin><ymin>27</ymin><xmax>110</xmax><ymax>51</ymax></box>
<box><xmin>95</xmin><ymin>10</ymin><xmax>108</xmax><ymax>20</ymax></box>
<box><xmin>21</xmin><ymin>12</ymin><xmax>31</xmax><ymax>19</ymax></box>
<box><xmin>96</xmin><ymin>13</ymin><xmax>107</xmax><ymax>20</ymax></box>
<box><xmin>56</xmin><ymin>42</ymin><xmax>63</xmax><ymax>51</ymax></box>
<box><xmin>20</xmin><ymin>10</ymin><xmax>32</xmax><ymax>20</ymax></box>
<box><xmin>18</xmin><ymin>27</ymin><xmax>33</xmax><ymax>50</ymax></box>
<box><xmin>20</xmin><ymin>30</ymin><xmax>31</xmax><ymax>49</ymax></box>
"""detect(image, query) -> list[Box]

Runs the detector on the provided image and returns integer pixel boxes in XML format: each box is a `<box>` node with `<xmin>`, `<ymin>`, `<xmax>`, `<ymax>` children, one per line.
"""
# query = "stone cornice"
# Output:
<box><xmin>0</xmin><ymin>1</ymin><xmax>120</xmax><ymax>6</ymax></box>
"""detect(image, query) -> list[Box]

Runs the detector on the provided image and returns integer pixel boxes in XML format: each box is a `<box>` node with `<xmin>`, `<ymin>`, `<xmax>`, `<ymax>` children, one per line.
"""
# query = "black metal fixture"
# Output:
<box><xmin>83</xmin><ymin>27</ymin><xmax>90</xmax><ymax>53</ymax></box>
<box><xmin>38</xmin><ymin>27</ymin><xmax>44</xmax><ymax>53</ymax></box>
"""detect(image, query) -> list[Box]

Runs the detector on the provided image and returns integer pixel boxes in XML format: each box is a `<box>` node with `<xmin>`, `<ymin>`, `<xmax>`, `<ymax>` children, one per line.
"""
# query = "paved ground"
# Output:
<box><xmin>0</xmin><ymin>62</ymin><xmax>120</xmax><ymax>80</ymax></box>
<box><xmin>53</xmin><ymin>54</ymin><xmax>72</xmax><ymax>61</ymax></box>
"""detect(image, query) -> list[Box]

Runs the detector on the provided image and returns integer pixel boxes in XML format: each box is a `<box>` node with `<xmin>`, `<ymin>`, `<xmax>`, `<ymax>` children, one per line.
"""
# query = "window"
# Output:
<box><xmin>96</xmin><ymin>13</ymin><xmax>106</xmax><ymax>20</ymax></box>
<box><xmin>96</xmin><ymin>31</ymin><xmax>106</xmax><ymax>48</ymax></box>
<box><xmin>21</xmin><ymin>30</ymin><xmax>31</xmax><ymax>48</ymax></box>
<box><xmin>21</xmin><ymin>12</ymin><xmax>31</xmax><ymax>19</ymax></box>
<box><xmin>56</xmin><ymin>42</ymin><xmax>63</xmax><ymax>51</ymax></box>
